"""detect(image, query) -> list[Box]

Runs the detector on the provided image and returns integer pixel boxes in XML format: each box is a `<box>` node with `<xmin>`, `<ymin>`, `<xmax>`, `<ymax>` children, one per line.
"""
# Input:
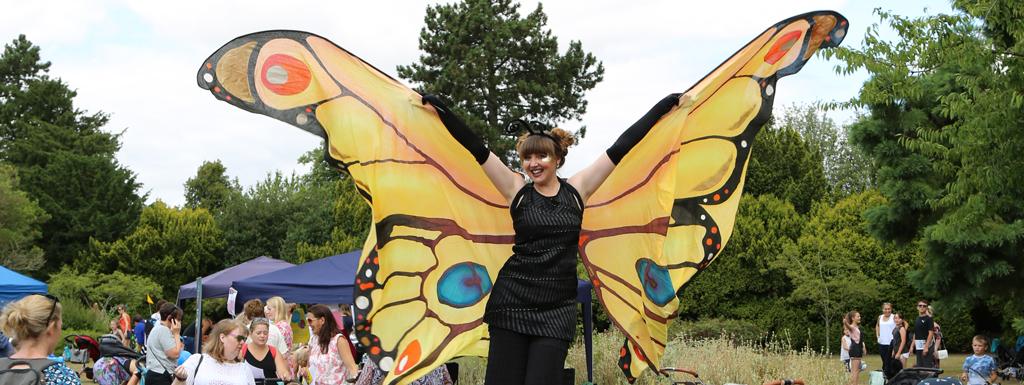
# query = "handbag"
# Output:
<box><xmin>935</xmin><ymin>337</ymin><xmax>948</xmax><ymax>359</ymax></box>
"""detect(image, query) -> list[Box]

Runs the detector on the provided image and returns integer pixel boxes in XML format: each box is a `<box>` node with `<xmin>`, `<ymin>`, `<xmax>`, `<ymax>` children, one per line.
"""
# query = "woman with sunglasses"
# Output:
<box><xmin>0</xmin><ymin>294</ymin><xmax>81</xmax><ymax>384</ymax></box>
<box><xmin>243</xmin><ymin>318</ymin><xmax>292</xmax><ymax>384</ymax></box>
<box><xmin>306</xmin><ymin>304</ymin><xmax>359</xmax><ymax>385</ymax></box>
<box><xmin>424</xmin><ymin>93</ymin><xmax>690</xmax><ymax>384</ymax></box>
<box><xmin>173</xmin><ymin>319</ymin><xmax>255</xmax><ymax>385</ymax></box>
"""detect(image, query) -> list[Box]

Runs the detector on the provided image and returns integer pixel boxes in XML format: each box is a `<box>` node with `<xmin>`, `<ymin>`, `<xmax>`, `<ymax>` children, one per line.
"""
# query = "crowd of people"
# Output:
<box><xmin>0</xmin><ymin>294</ymin><xmax>456</xmax><ymax>385</ymax></box>
<box><xmin>839</xmin><ymin>300</ymin><xmax>1001</xmax><ymax>385</ymax></box>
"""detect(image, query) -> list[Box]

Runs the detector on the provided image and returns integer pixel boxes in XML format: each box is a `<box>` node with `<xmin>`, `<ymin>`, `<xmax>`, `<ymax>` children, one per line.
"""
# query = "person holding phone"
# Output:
<box><xmin>145</xmin><ymin>303</ymin><xmax>184</xmax><ymax>385</ymax></box>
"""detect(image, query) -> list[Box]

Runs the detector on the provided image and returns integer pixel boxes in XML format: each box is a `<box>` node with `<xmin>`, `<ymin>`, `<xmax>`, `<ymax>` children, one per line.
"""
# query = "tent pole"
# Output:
<box><xmin>195</xmin><ymin>277</ymin><xmax>202</xmax><ymax>353</ymax></box>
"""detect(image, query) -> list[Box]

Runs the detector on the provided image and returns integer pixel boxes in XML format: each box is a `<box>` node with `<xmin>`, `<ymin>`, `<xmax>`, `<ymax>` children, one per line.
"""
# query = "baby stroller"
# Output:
<box><xmin>64</xmin><ymin>334</ymin><xmax>101</xmax><ymax>379</ymax></box>
<box><xmin>94</xmin><ymin>334</ymin><xmax>143</xmax><ymax>385</ymax></box>
<box><xmin>996</xmin><ymin>339</ymin><xmax>1024</xmax><ymax>381</ymax></box>
<box><xmin>885</xmin><ymin>367</ymin><xmax>943</xmax><ymax>385</ymax></box>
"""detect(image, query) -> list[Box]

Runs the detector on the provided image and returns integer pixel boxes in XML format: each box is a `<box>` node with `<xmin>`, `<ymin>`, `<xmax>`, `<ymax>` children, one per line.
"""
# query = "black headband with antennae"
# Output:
<box><xmin>506</xmin><ymin>119</ymin><xmax>558</xmax><ymax>144</ymax></box>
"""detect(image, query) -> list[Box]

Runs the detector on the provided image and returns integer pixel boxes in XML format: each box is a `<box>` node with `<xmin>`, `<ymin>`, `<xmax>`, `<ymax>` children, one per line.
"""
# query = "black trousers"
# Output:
<box><xmin>485</xmin><ymin>327</ymin><xmax>570</xmax><ymax>385</ymax></box>
<box><xmin>878</xmin><ymin>344</ymin><xmax>892</xmax><ymax>375</ymax></box>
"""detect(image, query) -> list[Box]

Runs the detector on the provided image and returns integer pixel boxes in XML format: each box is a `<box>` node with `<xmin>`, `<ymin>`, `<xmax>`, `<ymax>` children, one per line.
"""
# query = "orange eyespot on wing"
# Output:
<box><xmin>580</xmin><ymin>11</ymin><xmax>847</xmax><ymax>381</ymax></box>
<box><xmin>198</xmin><ymin>30</ymin><xmax>509</xmax><ymax>385</ymax></box>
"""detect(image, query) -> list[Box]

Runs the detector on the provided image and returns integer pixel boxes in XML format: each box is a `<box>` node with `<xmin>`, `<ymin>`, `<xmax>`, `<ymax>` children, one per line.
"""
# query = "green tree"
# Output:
<box><xmin>777</xmin><ymin>191</ymin><xmax>897</xmax><ymax>352</ymax></box>
<box><xmin>85</xmin><ymin>201</ymin><xmax>224</xmax><ymax>299</ymax></box>
<box><xmin>397</xmin><ymin>0</ymin><xmax>604</xmax><ymax>162</ymax></box>
<box><xmin>184</xmin><ymin>160</ymin><xmax>240</xmax><ymax>214</ymax></box>
<box><xmin>49</xmin><ymin>267</ymin><xmax>162</xmax><ymax>315</ymax></box>
<box><xmin>218</xmin><ymin>171</ymin><xmax>337</xmax><ymax>264</ymax></box>
<box><xmin>294</xmin><ymin>179</ymin><xmax>372</xmax><ymax>263</ymax></box>
<box><xmin>0</xmin><ymin>163</ymin><xmax>48</xmax><ymax>272</ymax></box>
<box><xmin>776</xmin><ymin>105</ymin><xmax>874</xmax><ymax>198</ymax></box>
<box><xmin>678</xmin><ymin>195</ymin><xmax>806</xmax><ymax>342</ymax></box>
<box><xmin>0</xmin><ymin>35</ymin><xmax>144</xmax><ymax>274</ymax></box>
<box><xmin>745</xmin><ymin>125</ymin><xmax>828</xmax><ymax>213</ymax></box>
<box><xmin>293</xmin><ymin>145</ymin><xmax>372</xmax><ymax>262</ymax></box>
<box><xmin>834</xmin><ymin>3</ymin><xmax>1024</xmax><ymax>326</ymax></box>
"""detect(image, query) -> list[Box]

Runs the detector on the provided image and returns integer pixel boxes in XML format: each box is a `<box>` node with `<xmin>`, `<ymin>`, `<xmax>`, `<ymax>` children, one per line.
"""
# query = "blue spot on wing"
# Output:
<box><xmin>636</xmin><ymin>259</ymin><xmax>674</xmax><ymax>306</ymax></box>
<box><xmin>437</xmin><ymin>262</ymin><xmax>492</xmax><ymax>308</ymax></box>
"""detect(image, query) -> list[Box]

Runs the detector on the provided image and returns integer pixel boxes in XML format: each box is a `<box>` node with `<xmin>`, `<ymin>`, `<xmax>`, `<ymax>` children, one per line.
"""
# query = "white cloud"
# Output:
<box><xmin>0</xmin><ymin>0</ymin><xmax>951</xmax><ymax>206</ymax></box>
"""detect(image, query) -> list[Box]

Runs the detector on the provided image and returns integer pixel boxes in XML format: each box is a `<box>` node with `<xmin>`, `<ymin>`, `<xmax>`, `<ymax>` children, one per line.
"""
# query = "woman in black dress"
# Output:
<box><xmin>425</xmin><ymin>93</ymin><xmax>685</xmax><ymax>385</ymax></box>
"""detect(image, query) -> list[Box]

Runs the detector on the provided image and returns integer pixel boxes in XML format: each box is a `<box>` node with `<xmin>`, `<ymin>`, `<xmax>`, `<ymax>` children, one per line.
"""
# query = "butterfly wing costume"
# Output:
<box><xmin>197</xmin><ymin>10</ymin><xmax>846</xmax><ymax>384</ymax></box>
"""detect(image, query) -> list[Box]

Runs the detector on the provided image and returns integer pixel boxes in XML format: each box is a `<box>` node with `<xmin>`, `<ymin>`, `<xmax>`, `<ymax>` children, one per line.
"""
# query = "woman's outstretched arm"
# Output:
<box><xmin>424</xmin><ymin>95</ymin><xmax>524</xmax><ymax>202</ymax></box>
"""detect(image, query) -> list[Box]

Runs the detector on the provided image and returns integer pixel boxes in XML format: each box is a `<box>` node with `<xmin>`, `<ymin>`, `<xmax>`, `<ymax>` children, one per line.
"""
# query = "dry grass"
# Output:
<box><xmin>564</xmin><ymin>330</ymin><xmax>846</xmax><ymax>385</ymax></box>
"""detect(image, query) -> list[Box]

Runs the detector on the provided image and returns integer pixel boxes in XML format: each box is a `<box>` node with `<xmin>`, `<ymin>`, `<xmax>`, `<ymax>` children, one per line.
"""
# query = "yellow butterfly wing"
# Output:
<box><xmin>197</xmin><ymin>31</ymin><xmax>513</xmax><ymax>385</ymax></box>
<box><xmin>579</xmin><ymin>11</ymin><xmax>848</xmax><ymax>381</ymax></box>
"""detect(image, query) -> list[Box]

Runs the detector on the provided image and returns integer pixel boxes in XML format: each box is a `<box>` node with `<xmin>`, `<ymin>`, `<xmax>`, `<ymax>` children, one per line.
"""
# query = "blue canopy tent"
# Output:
<box><xmin>230</xmin><ymin>250</ymin><xmax>361</xmax><ymax>313</ymax></box>
<box><xmin>177</xmin><ymin>256</ymin><xmax>295</xmax><ymax>304</ymax></box>
<box><xmin>231</xmin><ymin>250</ymin><xmax>596</xmax><ymax>382</ymax></box>
<box><xmin>176</xmin><ymin>256</ymin><xmax>294</xmax><ymax>353</ymax></box>
<box><xmin>0</xmin><ymin>266</ymin><xmax>47</xmax><ymax>305</ymax></box>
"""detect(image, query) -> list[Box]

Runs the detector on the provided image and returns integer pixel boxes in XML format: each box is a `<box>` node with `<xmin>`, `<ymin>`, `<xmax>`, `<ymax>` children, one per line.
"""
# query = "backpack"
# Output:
<box><xmin>0</xmin><ymin>357</ymin><xmax>59</xmax><ymax>385</ymax></box>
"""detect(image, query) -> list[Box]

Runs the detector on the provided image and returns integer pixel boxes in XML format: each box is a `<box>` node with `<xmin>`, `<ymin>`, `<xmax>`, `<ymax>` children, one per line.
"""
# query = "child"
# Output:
<box><xmin>292</xmin><ymin>345</ymin><xmax>311</xmax><ymax>385</ymax></box>
<box><xmin>840</xmin><ymin>331</ymin><xmax>851</xmax><ymax>372</ymax></box>
<box><xmin>962</xmin><ymin>335</ymin><xmax>997</xmax><ymax>385</ymax></box>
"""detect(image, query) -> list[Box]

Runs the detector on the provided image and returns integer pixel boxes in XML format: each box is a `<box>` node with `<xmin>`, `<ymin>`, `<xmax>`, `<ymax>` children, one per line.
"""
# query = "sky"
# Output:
<box><xmin>0</xmin><ymin>0</ymin><xmax>953</xmax><ymax>206</ymax></box>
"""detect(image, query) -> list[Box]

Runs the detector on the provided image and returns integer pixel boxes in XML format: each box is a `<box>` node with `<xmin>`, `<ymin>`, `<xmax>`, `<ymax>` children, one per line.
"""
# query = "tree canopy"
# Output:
<box><xmin>397</xmin><ymin>0</ymin><xmax>604</xmax><ymax>162</ymax></box>
<box><xmin>0</xmin><ymin>35</ymin><xmax>144</xmax><ymax>275</ymax></box>
<box><xmin>834</xmin><ymin>2</ymin><xmax>1024</xmax><ymax>322</ymax></box>
<box><xmin>0</xmin><ymin>163</ymin><xmax>48</xmax><ymax>272</ymax></box>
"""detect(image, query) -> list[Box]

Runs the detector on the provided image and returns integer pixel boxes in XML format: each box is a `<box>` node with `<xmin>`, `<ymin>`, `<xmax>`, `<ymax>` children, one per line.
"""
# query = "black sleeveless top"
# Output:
<box><xmin>243</xmin><ymin>346</ymin><xmax>277</xmax><ymax>380</ymax></box>
<box><xmin>483</xmin><ymin>179</ymin><xmax>583</xmax><ymax>341</ymax></box>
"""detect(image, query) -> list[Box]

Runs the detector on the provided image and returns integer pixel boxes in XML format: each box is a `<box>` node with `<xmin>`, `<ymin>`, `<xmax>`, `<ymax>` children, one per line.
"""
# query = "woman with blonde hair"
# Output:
<box><xmin>172</xmin><ymin>319</ymin><xmax>254</xmax><ymax>385</ymax></box>
<box><xmin>264</xmin><ymin>296</ymin><xmax>293</xmax><ymax>349</ymax></box>
<box><xmin>0</xmin><ymin>294</ymin><xmax>81</xmax><ymax>384</ymax></box>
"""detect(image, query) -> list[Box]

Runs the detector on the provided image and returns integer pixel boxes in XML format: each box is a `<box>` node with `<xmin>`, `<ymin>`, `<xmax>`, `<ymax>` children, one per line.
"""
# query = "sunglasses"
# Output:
<box><xmin>917</xmin><ymin>304</ymin><xmax>927</xmax><ymax>308</ymax></box>
<box><xmin>227</xmin><ymin>333</ymin><xmax>246</xmax><ymax>342</ymax></box>
<box><xmin>34</xmin><ymin>293</ymin><xmax>59</xmax><ymax>326</ymax></box>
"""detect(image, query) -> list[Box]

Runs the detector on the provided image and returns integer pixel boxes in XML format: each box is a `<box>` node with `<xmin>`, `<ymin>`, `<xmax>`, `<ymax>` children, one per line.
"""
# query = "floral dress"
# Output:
<box><xmin>354</xmin><ymin>355</ymin><xmax>452</xmax><ymax>385</ymax></box>
<box><xmin>43</xmin><ymin>361</ymin><xmax>82</xmax><ymax>384</ymax></box>
<box><xmin>93</xmin><ymin>356</ymin><xmax>130</xmax><ymax>385</ymax></box>
<box><xmin>308</xmin><ymin>334</ymin><xmax>351</xmax><ymax>385</ymax></box>
<box><xmin>276</xmin><ymin>320</ymin><xmax>293</xmax><ymax>349</ymax></box>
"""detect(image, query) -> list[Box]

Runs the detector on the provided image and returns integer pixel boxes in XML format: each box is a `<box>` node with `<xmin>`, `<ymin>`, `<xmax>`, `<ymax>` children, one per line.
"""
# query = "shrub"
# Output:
<box><xmin>668</xmin><ymin>318</ymin><xmax>766</xmax><ymax>342</ymax></box>
<box><xmin>60</xmin><ymin>299</ymin><xmax>110</xmax><ymax>332</ymax></box>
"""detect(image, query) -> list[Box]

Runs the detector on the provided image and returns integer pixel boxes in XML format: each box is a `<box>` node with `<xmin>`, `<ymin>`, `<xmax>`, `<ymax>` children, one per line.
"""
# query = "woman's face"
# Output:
<box><xmin>264</xmin><ymin>304</ymin><xmax>276</xmax><ymax>320</ymax></box>
<box><xmin>221</xmin><ymin>327</ymin><xmax>245</xmax><ymax>360</ymax></box>
<box><xmin>306</xmin><ymin>314</ymin><xmax>323</xmax><ymax>333</ymax></box>
<box><xmin>882</xmin><ymin>304</ymin><xmax>892</xmax><ymax>315</ymax></box>
<box><xmin>252</xmin><ymin>324</ymin><xmax>269</xmax><ymax>346</ymax></box>
<box><xmin>894</xmin><ymin>314</ymin><xmax>902</xmax><ymax>325</ymax></box>
<box><xmin>853</xmin><ymin>312</ymin><xmax>861</xmax><ymax>324</ymax></box>
<box><xmin>521</xmin><ymin>152</ymin><xmax>558</xmax><ymax>186</ymax></box>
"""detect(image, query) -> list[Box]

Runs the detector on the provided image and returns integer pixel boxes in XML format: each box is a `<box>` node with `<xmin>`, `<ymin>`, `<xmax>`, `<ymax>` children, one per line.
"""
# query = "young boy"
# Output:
<box><xmin>962</xmin><ymin>335</ymin><xmax>998</xmax><ymax>385</ymax></box>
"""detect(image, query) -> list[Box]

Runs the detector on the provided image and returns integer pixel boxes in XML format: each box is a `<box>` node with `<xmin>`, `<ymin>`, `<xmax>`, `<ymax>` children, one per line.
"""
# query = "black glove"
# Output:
<box><xmin>605</xmin><ymin>93</ymin><xmax>681</xmax><ymax>164</ymax></box>
<box><xmin>423</xmin><ymin>94</ymin><xmax>489</xmax><ymax>164</ymax></box>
